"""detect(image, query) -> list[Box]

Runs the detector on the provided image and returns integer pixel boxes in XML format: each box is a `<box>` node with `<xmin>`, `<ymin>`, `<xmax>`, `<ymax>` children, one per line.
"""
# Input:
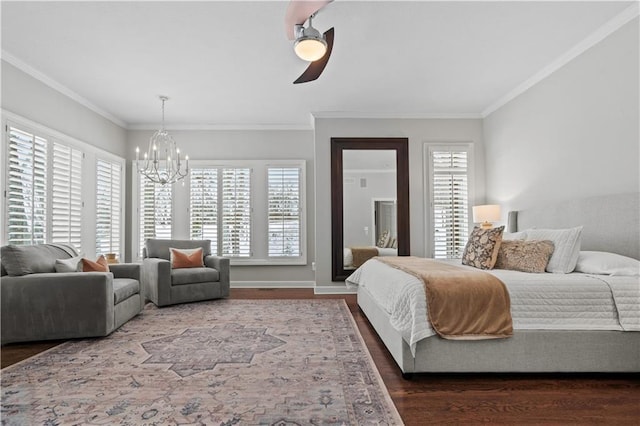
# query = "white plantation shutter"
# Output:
<box><xmin>268</xmin><ymin>167</ymin><xmax>301</xmax><ymax>257</ymax></box>
<box><xmin>222</xmin><ymin>168</ymin><xmax>251</xmax><ymax>257</ymax></box>
<box><xmin>51</xmin><ymin>142</ymin><xmax>83</xmax><ymax>251</ymax></box>
<box><xmin>139</xmin><ymin>176</ymin><xmax>172</xmax><ymax>255</ymax></box>
<box><xmin>95</xmin><ymin>159</ymin><xmax>122</xmax><ymax>257</ymax></box>
<box><xmin>190</xmin><ymin>168</ymin><xmax>218</xmax><ymax>243</ymax></box>
<box><xmin>6</xmin><ymin>127</ymin><xmax>48</xmax><ymax>245</ymax></box>
<box><xmin>430</xmin><ymin>148</ymin><xmax>470</xmax><ymax>259</ymax></box>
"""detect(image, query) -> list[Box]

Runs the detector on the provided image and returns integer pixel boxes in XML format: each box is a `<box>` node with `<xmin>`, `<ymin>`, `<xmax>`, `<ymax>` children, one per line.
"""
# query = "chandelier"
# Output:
<box><xmin>136</xmin><ymin>96</ymin><xmax>189</xmax><ymax>185</ymax></box>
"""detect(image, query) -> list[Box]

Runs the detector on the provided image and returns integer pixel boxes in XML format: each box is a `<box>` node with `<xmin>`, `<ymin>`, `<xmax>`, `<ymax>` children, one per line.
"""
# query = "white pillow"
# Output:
<box><xmin>525</xmin><ymin>227</ymin><xmax>583</xmax><ymax>273</ymax></box>
<box><xmin>575</xmin><ymin>251</ymin><xmax>640</xmax><ymax>276</ymax></box>
<box><xmin>54</xmin><ymin>256</ymin><xmax>83</xmax><ymax>272</ymax></box>
<box><xmin>503</xmin><ymin>231</ymin><xmax>527</xmax><ymax>241</ymax></box>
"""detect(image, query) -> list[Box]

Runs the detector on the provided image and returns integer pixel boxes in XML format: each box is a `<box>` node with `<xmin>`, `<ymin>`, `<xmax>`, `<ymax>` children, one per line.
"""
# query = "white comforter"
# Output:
<box><xmin>347</xmin><ymin>259</ymin><xmax>640</xmax><ymax>355</ymax></box>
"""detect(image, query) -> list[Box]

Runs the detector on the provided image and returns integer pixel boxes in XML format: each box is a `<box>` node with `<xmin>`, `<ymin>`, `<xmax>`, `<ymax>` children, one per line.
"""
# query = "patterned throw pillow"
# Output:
<box><xmin>170</xmin><ymin>247</ymin><xmax>204</xmax><ymax>269</ymax></box>
<box><xmin>82</xmin><ymin>255</ymin><xmax>109</xmax><ymax>272</ymax></box>
<box><xmin>495</xmin><ymin>240</ymin><xmax>555</xmax><ymax>273</ymax></box>
<box><xmin>376</xmin><ymin>230</ymin><xmax>390</xmax><ymax>248</ymax></box>
<box><xmin>461</xmin><ymin>226</ymin><xmax>505</xmax><ymax>270</ymax></box>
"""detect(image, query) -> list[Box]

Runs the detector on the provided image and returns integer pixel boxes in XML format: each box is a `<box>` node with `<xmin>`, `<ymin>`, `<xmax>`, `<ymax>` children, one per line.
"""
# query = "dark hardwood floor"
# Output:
<box><xmin>2</xmin><ymin>288</ymin><xmax>639</xmax><ymax>424</ymax></box>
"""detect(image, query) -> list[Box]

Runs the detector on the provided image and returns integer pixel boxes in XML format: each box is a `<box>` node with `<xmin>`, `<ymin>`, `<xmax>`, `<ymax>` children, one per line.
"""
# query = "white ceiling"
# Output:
<box><xmin>1</xmin><ymin>1</ymin><xmax>635</xmax><ymax>129</ymax></box>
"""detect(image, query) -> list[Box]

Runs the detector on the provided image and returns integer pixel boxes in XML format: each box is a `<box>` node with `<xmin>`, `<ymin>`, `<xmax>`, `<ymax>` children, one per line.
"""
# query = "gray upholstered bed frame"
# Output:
<box><xmin>357</xmin><ymin>192</ymin><xmax>640</xmax><ymax>374</ymax></box>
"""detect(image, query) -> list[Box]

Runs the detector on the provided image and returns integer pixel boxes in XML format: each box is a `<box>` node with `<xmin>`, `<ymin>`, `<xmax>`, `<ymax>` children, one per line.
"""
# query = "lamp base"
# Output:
<box><xmin>480</xmin><ymin>222</ymin><xmax>493</xmax><ymax>229</ymax></box>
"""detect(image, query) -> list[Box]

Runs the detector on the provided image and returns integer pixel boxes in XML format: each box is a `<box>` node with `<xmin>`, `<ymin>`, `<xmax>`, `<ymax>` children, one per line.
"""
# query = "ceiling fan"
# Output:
<box><xmin>285</xmin><ymin>0</ymin><xmax>334</xmax><ymax>84</ymax></box>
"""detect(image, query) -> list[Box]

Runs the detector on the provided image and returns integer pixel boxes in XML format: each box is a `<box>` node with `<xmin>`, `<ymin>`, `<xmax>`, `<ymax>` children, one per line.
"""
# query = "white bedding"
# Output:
<box><xmin>347</xmin><ymin>258</ymin><xmax>640</xmax><ymax>355</ymax></box>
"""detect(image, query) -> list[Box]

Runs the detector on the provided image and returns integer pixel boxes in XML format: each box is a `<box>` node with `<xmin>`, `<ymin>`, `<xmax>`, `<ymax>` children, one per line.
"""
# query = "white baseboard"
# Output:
<box><xmin>313</xmin><ymin>285</ymin><xmax>357</xmax><ymax>295</ymax></box>
<box><xmin>230</xmin><ymin>281</ymin><xmax>315</xmax><ymax>289</ymax></box>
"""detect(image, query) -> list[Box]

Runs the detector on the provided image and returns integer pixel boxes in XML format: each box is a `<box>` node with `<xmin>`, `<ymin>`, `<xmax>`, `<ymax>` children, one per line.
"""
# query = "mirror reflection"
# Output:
<box><xmin>342</xmin><ymin>150</ymin><xmax>398</xmax><ymax>270</ymax></box>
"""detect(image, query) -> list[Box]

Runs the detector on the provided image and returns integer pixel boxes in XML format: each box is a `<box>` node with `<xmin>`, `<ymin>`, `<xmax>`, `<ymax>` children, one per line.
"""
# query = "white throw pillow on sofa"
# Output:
<box><xmin>54</xmin><ymin>256</ymin><xmax>83</xmax><ymax>272</ymax></box>
<box><xmin>525</xmin><ymin>226</ymin><xmax>583</xmax><ymax>273</ymax></box>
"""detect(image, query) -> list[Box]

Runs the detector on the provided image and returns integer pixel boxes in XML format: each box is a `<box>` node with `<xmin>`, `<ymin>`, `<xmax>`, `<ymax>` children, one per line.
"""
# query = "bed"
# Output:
<box><xmin>350</xmin><ymin>193</ymin><xmax>640</xmax><ymax>374</ymax></box>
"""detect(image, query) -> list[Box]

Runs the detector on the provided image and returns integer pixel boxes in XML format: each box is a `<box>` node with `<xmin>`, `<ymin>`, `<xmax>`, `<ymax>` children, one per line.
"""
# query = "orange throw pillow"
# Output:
<box><xmin>82</xmin><ymin>255</ymin><xmax>109</xmax><ymax>272</ymax></box>
<box><xmin>170</xmin><ymin>247</ymin><xmax>204</xmax><ymax>269</ymax></box>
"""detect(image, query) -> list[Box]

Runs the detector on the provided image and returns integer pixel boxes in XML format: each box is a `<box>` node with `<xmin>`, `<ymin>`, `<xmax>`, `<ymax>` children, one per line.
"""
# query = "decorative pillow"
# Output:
<box><xmin>376</xmin><ymin>230</ymin><xmax>390</xmax><ymax>248</ymax></box>
<box><xmin>82</xmin><ymin>255</ymin><xmax>109</xmax><ymax>272</ymax></box>
<box><xmin>575</xmin><ymin>251</ymin><xmax>640</xmax><ymax>276</ymax></box>
<box><xmin>495</xmin><ymin>240</ymin><xmax>555</xmax><ymax>273</ymax></box>
<box><xmin>170</xmin><ymin>247</ymin><xmax>204</xmax><ymax>269</ymax></box>
<box><xmin>461</xmin><ymin>226</ymin><xmax>505</xmax><ymax>270</ymax></box>
<box><xmin>55</xmin><ymin>256</ymin><xmax>83</xmax><ymax>273</ymax></box>
<box><xmin>525</xmin><ymin>227</ymin><xmax>582</xmax><ymax>273</ymax></box>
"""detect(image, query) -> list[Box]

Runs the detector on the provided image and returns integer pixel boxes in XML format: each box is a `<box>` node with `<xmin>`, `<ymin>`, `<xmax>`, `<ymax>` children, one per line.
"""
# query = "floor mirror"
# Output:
<box><xmin>330</xmin><ymin>137</ymin><xmax>410</xmax><ymax>281</ymax></box>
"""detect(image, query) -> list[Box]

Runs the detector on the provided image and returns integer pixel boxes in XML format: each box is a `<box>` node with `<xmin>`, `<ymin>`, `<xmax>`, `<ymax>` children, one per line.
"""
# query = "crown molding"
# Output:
<box><xmin>482</xmin><ymin>3</ymin><xmax>639</xmax><ymax>118</ymax></box>
<box><xmin>127</xmin><ymin>123</ymin><xmax>313</xmax><ymax>131</ymax></box>
<box><xmin>2</xmin><ymin>50</ymin><xmax>129</xmax><ymax>128</ymax></box>
<box><xmin>311</xmin><ymin>111</ymin><xmax>483</xmax><ymax>120</ymax></box>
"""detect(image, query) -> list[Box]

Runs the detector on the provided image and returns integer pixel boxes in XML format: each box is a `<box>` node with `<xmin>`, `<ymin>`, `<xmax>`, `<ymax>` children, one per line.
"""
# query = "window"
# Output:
<box><xmin>6</xmin><ymin>127</ymin><xmax>83</xmax><ymax>250</ymax></box>
<box><xmin>51</xmin><ymin>142</ymin><xmax>83</xmax><ymax>251</ymax></box>
<box><xmin>189</xmin><ymin>168</ymin><xmax>218</xmax><ymax>242</ymax></box>
<box><xmin>138</xmin><ymin>160</ymin><xmax>305</xmax><ymax>265</ymax></box>
<box><xmin>96</xmin><ymin>159</ymin><xmax>122</xmax><ymax>257</ymax></box>
<box><xmin>268</xmin><ymin>167</ymin><xmax>302</xmax><ymax>257</ymax></box>
<box><xmin>428</xmin><ymin>146</ymin><xmax>471</xmax><ymax>259</ymax></box>
<box><xmin>6</xmin><ymin>126</ymin><xmax>48</xmax><ymax>245</ymax></box>
<box><xmin>3</xmin><ymin>117</ymin><xmax>125</xmax><ymax>259</ymax></box>
<box><xmin>221</xmin><ymin>168</ymin><xmax>251</xmax><ymax>257</ymax></box>
<box><xmin>139</xmin><ymin>175</ymin><xmax>172</xmax><ymax>255</ymax></box>
<box><xmin>188</xmin><ymin>166</ymin><xmax>252</xmax><ymax>257</ymax></box>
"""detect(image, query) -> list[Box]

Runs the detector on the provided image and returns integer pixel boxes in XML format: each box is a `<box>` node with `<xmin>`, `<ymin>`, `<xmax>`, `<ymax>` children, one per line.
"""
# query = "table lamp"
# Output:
<box><xmin>472</xmin><ymin>204</ymin><xmax>501</xmax><ymax>229</ymax></box>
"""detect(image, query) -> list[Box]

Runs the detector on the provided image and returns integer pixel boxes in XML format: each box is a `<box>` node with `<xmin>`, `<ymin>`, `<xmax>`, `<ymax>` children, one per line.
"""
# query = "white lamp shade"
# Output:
<box><xmin>472</xmin><ymin>204</ymin><xmax>501</xmax><ymax>224</ymax></box>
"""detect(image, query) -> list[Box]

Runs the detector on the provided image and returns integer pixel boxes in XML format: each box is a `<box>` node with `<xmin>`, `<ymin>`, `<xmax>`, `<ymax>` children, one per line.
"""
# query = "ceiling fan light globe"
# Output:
<box><xmin>294</xmin><ymin>37</ymin><xmax>327</xmax><ymax>62</ymax></box>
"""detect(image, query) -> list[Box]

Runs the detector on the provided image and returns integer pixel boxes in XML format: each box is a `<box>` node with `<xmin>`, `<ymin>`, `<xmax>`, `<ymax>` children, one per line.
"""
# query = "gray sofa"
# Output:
<box><xmin>142</xmin><ymin>239</ymin><xmax>230</xmax><ymax>307</ymax></box>
<box><xmin>1</xmin><ymin>244</ymin><xmax>144</xmax><ymax>345</ymax></box>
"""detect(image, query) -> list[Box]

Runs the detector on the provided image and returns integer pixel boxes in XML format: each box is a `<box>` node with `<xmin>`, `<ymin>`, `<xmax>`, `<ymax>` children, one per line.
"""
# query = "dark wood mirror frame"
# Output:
<box><xmin>331</xmin><ymin>137</ymin><xmax>410</xmax><ymax>281</ymax></box>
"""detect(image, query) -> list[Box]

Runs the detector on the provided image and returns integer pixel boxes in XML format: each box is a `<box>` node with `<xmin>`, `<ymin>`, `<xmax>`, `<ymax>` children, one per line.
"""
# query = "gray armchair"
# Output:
<box><xmin>142</xmin><ymin>239</ymin><xmax>230</xmax><ymax>307</ymax></box>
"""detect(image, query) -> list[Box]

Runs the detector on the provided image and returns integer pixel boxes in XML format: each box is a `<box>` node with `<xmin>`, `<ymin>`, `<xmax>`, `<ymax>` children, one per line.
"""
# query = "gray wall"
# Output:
<box><xmin>483</xmin><ymin>18</ymin><xmax>639</xmax><ymax>215</ymax></box>
<box><xmin>313</xmin><ymin>117</ymin><xmax>485</xmax><ymax>288</ymax></box>
<box><xmin>127</xmin><ymin>129</ymin><xmax>315</xmax><ymax>283</ymax></box>
<box><xmin>1</xmin><ymin>60</ymin><xmax>127</xmax><ymax>157</ymax></box>
<box><xmin>343</xmin><ymin>171</ymin><xmax>396</xmax><ymax>247</ymax></box>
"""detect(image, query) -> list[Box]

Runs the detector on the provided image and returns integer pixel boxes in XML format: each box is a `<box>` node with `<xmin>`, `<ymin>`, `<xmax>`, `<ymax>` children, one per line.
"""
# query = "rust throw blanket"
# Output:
<box><xmin>350</xmin><ymin>247</ymin><xmax>379</xmax><ymax>268</ymax></box>
<box><xmin>377</xmin><ymin>257</ymin><xmax>513</xmax><ymax>340</ymax></box>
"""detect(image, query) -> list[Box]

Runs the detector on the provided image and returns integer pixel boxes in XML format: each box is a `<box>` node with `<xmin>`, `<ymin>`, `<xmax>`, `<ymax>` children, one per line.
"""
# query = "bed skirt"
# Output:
<box><xmin>358</xmin><ymin>286</ymin><xmax>640</xmax><ymax>373</ymax></box>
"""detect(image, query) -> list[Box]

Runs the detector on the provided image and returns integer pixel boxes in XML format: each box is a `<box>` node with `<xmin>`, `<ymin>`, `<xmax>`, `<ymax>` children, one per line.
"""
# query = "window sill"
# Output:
<box><xmin>229</xmin><ymin>258</ymin><xmax>307</xmax><ymax>267</ymax></box>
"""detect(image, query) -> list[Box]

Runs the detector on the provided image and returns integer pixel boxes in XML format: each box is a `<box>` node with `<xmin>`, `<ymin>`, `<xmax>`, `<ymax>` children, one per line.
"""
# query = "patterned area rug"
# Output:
<box><xmin>1</xmin><ymin>299</ymin><xmax>403</xmax><ymax>425</ymax></box>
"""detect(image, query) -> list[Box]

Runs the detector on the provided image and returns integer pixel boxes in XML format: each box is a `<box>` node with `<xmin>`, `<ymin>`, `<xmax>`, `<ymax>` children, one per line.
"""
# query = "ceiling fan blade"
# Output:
<box><xmin>285</xmin><ymin>0</ymin><xmax>333</xmax><ymax>40</ymax></box>
<box><xmin>293</xmin><ymin>27</ymin><xmax>334</xmax><ymax>84</ymax></box>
